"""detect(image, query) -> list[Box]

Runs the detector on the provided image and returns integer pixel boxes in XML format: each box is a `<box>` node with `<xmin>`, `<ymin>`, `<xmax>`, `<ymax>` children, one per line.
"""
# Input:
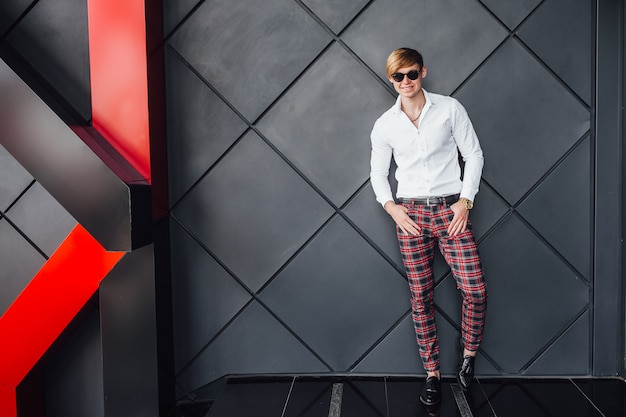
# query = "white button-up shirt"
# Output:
<box><xmin>370</xmin><ymin>89</ymin><xmax>484</xmax><ymax>207</ymax></box>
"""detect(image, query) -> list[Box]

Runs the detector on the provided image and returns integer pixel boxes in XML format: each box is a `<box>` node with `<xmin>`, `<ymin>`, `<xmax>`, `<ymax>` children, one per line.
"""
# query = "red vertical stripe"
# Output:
<box><xmin>87</xmin><ymin>0</ymin><xmax>152</xmax><ymax>182</ymax></box>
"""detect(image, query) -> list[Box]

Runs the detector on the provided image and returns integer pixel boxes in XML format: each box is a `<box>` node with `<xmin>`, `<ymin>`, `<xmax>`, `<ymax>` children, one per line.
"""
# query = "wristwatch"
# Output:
<box><xmin>458</xmin><ymin>197</ymin><xmax>473</xmax><ymax>210</ymax></box>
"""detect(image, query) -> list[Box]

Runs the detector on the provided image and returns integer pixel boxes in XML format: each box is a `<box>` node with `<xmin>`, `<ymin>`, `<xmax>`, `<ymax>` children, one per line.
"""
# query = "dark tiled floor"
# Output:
<box><xmin>175</xmin><ymin>376</ymin><xmax>626</xmax><ymax>417</ymax></box>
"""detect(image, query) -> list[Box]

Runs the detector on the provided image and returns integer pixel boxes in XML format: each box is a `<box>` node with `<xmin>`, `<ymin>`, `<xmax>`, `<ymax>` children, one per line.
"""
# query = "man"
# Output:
<box><xmin>370</xmin><ymin>48</ymin><xmax>487</xmax><ymax>406</ymax></box>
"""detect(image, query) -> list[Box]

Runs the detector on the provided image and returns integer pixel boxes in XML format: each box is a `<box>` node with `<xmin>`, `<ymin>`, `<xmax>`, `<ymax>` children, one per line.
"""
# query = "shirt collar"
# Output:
<box><xmin>392</xmin><ymin>88</ymin><xmax>432</xmax><ymax>117</ymax></box>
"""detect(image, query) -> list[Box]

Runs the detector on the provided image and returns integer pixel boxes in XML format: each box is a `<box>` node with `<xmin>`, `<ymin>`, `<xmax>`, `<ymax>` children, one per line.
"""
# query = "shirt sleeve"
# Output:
<box><xmin>370</xmin><ymin>120</ymin><xmax>395</xmax><ymax>207</ymax></box>
<box><xmin>451</xmin><ymin>99</ymin><xmax>484</xmax><ymax>202</ymax></box>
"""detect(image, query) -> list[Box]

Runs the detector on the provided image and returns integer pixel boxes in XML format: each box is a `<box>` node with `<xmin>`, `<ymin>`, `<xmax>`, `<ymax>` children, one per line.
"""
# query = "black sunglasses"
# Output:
<box><xmin>391</xmin><ymin>69</ymin><xmax>421</xmax><ymax>82</ymax></box>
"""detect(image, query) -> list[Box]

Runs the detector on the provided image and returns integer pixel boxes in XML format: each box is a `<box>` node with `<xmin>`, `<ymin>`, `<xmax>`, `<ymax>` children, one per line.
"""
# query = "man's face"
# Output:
<box><xmin>388</xmin><ymin>64</ymin><xmax>426</xmax><ymax>99</ymax></box>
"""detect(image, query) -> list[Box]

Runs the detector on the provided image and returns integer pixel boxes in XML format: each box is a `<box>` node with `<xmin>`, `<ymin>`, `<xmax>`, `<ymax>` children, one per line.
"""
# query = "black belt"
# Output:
<box><xmin>398</xmin><ymin>194</ymin><xmax>460</xmax><ymax>206</ymax></box>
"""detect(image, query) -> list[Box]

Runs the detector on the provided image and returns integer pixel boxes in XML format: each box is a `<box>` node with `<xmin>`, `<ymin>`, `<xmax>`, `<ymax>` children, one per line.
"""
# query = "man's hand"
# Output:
<box><xmin>447</xmin><ymin>201</ymin><xmax>469</xmax><ymax>236</ymax></box>
<box><xmin>385</xmin><ymin>201</ymin><xmax>421</xmax><ymax>236</ymax></box>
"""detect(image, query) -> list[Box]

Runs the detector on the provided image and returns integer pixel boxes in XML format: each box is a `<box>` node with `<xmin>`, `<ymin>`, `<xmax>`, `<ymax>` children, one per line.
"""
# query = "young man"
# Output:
<box><xmin>370</xmin><ymin>48</ymin><xmax>487</xmax><ymax>406</ymax></box>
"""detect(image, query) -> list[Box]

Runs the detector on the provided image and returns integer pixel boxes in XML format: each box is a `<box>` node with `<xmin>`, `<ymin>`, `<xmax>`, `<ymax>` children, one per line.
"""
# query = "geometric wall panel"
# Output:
<box><xmin>467</xmin><ymin>182</ymin><xmax>511</xmax><ymax>241</ymax></box>
<box><xmin>478</xmin><ymin>215</ymin><xmax>589</xmax><ymax>373</ymax></box>
<box><xmin>351</xmin><ymin>316</ymin><xmax>422</xmax><ymax>375</ymax></box>
<box><xmin>171</xmin><ymin>131</ymin><xmax>334</xmax><ymax>292</ymax></box>
<box><xmin>165</xmin><ymin>0</ymin><xmax>600</xmax><ymax>394</ymax></box>
<box><xmin>176</xmin><ymin>301</ymin><xmax>328</xmax><ymax>393</ymax></box>
<box><xmin>524</xmin><ymin>310</ymin><xmax>590</xmax><ymax>375</ymax></box>
<box><xmin>301</xmin><ymin>0</ymin><xmax>369</xmax><ymax>33</ymax></box>
<box><xmin>343</xmin><ymin>184</ymin><xmax>403</xmax><ymax>269</ymax></box>
<box><xmin>481</xmin><ymin>0</ymin><xmax>541</xmax><ymax>30</ymax></box>
<box><xmin>170</xmin><ymin>220</ymin><xmax>252</xmax><ymax>373</ymax></box>
<box><xmin>260</xmin><ymin>216</ymin><xmax>409</xmax><ymax>371</ymax></box>
<box><xmin>258</xmin><ymin>43</ymin><xmax>392</xmax><ymax>206</ymax></box>
<box><xmin>517</xmin><ymin>137</ymin><xmax>592</xmax><ymax>278</ymax></box>
<box><xmin>342</xmin><ymin>0</ymin><xmax>508</xmax><ymax>94</ymax></box>
<box><xmin>165</xmin><ymin>48</ymin><xmax>249</xmax><ymax>205</ymax></box>
<box><xmin>518</xmin><ymin>0</ymin><xmax>592</xmax><ymax>104</ymax></box>
<box><xmin>169</xmin><ymin>0</ymin><xmax>332</xmax><ymax>121</ymax></box>
<box><xmin>455</xmin><ymin>39</ymin><xmax>590</xmax><ymax>204</ymax></box>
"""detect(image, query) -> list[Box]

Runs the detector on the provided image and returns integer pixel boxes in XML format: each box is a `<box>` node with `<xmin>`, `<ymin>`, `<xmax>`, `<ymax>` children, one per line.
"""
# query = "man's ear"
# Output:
<box><xmin>421</xmin><ymin>66</ymin><xmax>428</xmax><ymax>79</ymax></box>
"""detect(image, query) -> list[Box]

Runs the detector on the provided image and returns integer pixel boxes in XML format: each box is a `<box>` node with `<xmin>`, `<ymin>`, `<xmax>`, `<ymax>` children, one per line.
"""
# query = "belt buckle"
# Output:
<box><xmin>426</xmin><ymin>197</ymin><xmax>431</xmax><ymax>206</ymax></box>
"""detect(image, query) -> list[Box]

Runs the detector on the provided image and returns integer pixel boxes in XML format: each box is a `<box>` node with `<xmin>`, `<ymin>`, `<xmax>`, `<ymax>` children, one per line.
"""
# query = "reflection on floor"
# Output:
<box><xmin>174</xmin><ymin>376</ymin><xmax>626</xmax><ymax>417</ymax></box>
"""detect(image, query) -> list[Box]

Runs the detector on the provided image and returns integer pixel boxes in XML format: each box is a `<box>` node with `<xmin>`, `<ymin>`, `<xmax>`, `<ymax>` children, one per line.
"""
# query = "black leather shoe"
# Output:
<box><xmin>419</xmin><ymin>376</ymin><xmax>442</xmax><ymax>406</ymax></box>
<box><xmin>457</xmin><ymin>355</ymin><xmax>475</xmax><ymax>390</ymax></box>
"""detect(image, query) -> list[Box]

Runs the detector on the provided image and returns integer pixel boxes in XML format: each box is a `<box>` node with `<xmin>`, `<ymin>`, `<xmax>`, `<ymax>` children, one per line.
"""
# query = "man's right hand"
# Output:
<box><xmin>384</xmin><ymin>201</ymin><xmax>421</xmax><ymax>236</ymax></box>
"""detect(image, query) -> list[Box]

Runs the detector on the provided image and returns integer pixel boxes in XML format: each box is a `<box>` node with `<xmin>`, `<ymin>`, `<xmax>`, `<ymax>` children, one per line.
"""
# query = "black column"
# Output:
<box><xmin>593</xmin><ymin>0</ymin><xmax>625</xmax><ymax>377</ymax></box>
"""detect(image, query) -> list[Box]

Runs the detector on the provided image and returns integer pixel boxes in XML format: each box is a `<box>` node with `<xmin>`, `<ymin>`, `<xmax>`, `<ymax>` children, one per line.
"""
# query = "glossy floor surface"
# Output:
<box><xmin>174</xmin><ymin>376</ymin><xmax>626</xmax><ymax>417</ymax></box>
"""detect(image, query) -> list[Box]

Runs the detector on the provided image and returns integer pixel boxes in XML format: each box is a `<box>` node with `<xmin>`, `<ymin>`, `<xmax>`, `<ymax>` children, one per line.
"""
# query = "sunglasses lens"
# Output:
<box><xmin>391</xmin><ymin>69</ymin><xmax>421</xmax><ymax>82</ymax></box>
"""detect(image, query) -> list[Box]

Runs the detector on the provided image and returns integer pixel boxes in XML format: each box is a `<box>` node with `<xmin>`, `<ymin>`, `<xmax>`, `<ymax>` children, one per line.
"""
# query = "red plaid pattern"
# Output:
<box><xmin>397</xmin><ymin>202</ymin><xmax>487</xmax><ymax>372</ymax></box>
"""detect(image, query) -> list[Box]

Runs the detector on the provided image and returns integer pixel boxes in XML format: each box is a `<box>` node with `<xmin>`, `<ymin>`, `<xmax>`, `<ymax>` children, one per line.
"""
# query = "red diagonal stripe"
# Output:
<box><xmin>0</xmin><ymin>225</ymin><xmax>123</xmax><ymax>413</ymax></box>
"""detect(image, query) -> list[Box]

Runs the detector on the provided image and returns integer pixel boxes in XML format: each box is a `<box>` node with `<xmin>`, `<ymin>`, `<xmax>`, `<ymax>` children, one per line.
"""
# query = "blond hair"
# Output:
<box><xmin>386</xmin><ymin>48</ymin><xmax>424</xmax><ymax>77</ymax></box>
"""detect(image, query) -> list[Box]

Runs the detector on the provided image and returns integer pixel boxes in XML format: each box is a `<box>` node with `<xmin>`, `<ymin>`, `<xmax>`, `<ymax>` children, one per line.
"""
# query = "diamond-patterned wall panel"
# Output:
<box><xmin>257</xmin><ymin>43</ymin><xmax>392</xmax><ymax>206</ymax></box>
<box><xmin>481</xmin><ymin>0</ymin><xmax>541</xmax><ymax>29</ymax></box>
<box><xmin>165</xmin><ymin>48</ymin><xmax>249</xmax><ymax>205</ymax></box>
<box><xmin>342</xmin><ymin>0</ymin><xmax>509</xmax><ymax>94</ymax></box>
<box><xmin>166</xmin><ymin>0</ymin><xmax>596</xmax><ymax>393</ymax></box>
<box><xmin>170</xmin><ymin>220</ymin><xmax>252</xmax><ymax>373</ymax></box>
<box><xmin>169</xmin><ymin>0</ymin><xmax>332</xmax><ymax>121</ymax></box>
<box><xmin>517</xmin><ymin>137</ymin><xmax>592</xmax><ymax>278</ymax></box>
<box><xmin>518</xmin><ymin>0</ymin><xmax>592</xmax><ymax>104</ymax></box>
<box><xmin>176</xmin><ymin>301</ymin><xmax>329</xmax><ymax>393</ymax></box>
<box><xmin>172</xmin><ymin>131</ymin><xmax>334</xmax><ymax>292</ymax></box>
<box><xmin>524</xmin><ymin>311</ymin><xmax>590</xmax><ymax>375</ymax></box>
<box><xmin>455</xmin><ymin>39</ymin><xmax>590</xmax><ymax>204</ymax></box>
<box><xmin>301</xmin><ymin>0</ymin><xmax>369</xmax><ymax>33</ymax></box>
<box><xmin>465</xmin><ymin>183</ymin><xmax>510</xmax><ymax>240</ymax></box>
<box><xmin>343</xmin><ymin>185</ymin><xmax>403</xmax><ymax>269</ymax></box>
<box><xmin>478</xmin><ymin>215</ymin><xmax>589</xmax><ymax>373</ymax></box>
<box><xmin>259</xmin><ymin>216</ymin><xmax>410</xmax><ymax>371</ymax></box>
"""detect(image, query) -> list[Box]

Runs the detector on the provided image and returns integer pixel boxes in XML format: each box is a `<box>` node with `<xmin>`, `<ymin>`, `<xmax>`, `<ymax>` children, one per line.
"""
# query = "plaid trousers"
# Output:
<box><xmin>396</xmin><ymin>202</ymin><xmax>487</xmax><ymax>372</ymax></box>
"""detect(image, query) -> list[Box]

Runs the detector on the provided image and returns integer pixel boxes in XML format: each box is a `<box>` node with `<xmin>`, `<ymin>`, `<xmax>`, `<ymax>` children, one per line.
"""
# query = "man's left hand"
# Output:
<box><xmin>447</xmin><ymin>201</ymin><xmax>469</xmax><ymax>236</ymax></box>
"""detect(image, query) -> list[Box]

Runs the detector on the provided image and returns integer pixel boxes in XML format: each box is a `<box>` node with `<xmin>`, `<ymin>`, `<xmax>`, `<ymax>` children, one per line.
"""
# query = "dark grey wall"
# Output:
<box><xmin>43</xmin><ymin>307</ymin><xmax>105</xmax><ymax>417</ymax></box>
<box><xmin>164</xmin><ymin>0</ymin><xmax>616</xmax><ymax>399</ymax></box>
<box><xmin>0</xmin><ymin>145</ymin><xmax>76</xmax><ymax>316</ymax></box>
